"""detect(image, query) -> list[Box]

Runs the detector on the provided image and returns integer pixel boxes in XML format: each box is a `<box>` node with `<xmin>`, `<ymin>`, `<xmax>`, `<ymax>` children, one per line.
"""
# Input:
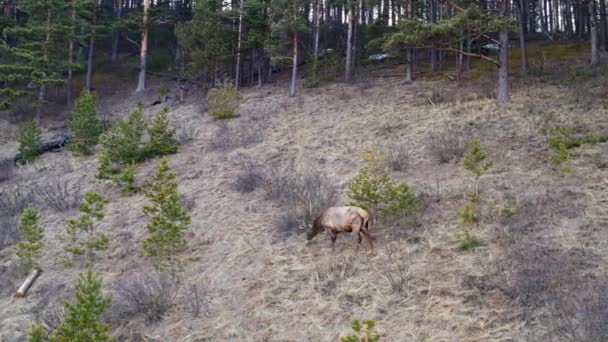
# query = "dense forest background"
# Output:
<box><xmin>0</xmin><ymin>0</ymin><xmax>606</xmax><ymax>113</ymax></box>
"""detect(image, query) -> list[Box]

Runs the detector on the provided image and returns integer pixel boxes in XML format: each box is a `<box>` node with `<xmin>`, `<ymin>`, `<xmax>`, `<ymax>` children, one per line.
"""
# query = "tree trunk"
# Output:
<box><xmin>37</xmin><ymin>9</ymin><xmax>52</xmax><ymax>124</ymax></box>
<box><xmin>86</xmin><ymin>36</ymin><xmax>95</xmax><ymax>91</ymax></box>
<box><xmin>497</xmin><ymin>0</ymin><xmax>510</xmax><ymax>104</ymax></box>
<box><xmin>290</xmin><ymin>32</ymin><xmax>298</xmax><ymax>97</ymax></box>
<box><xmin>111</xmin><ymin>0</ymin><xmax>123</xmax><ymax>63</ymax></box>
<box><xmin>345</xmin><ymin>5</ymin><xmax>354</xmax><ymax>82</ymax></box>
<box><xmin>136</xmin><ymin>0</ymin><xmax>150</xmax><ymax>92</ymax></box>
<box><xmin>600</xmin><ymin>0</ymin><xmax>608</xmax><ymax>50</ymax></box>
<box><xmin>516</xmin><ymin>0</ymin><xmax>529</xmax><ymax>75</ymax></box>
<box><xmin>235</xmin><ymin>0</ymin><xmax>244</xmax><ymax>89</ymax></box>
<box><xmin>405</xmin><ymin>48</ymin><xmax>412</xmax><ymax>82</ymax></box>
<box><xmin>590</xmin><ymin>0</ymin><xmax>600</xmax><ymax>66</ymax></box>
<box><xmin>312</xmin><ymin>0</ymin><xmax>320</xmax><ymax>82</ymax></box>
<box><xmin>67</xmin><ymin>1</ymin><xmax>76</xmax><ymax>105</ymax></box>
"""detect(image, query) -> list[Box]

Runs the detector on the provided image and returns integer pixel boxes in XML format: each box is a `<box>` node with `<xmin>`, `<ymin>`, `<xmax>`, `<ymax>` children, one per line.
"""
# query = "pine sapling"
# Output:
<box><xmin>341</xmin><ymin>319</ymin><xmax>382</xmax><ymax>342</ymax></box>
<box><xmin>462</xmin><ymin>138</ymin><xmax>493</xmax><ymax>196</ymax></box>
<box><xmin>68</xmin><ymin>91</ymin><xmax>103</xmax><ymax>155</ymax></box>
<box><xmin>15</xmin><ymin>205</ymin><xmax>45</xmax><ymax>271</ymax></box>
<box><xmin>62</xmin><ymin>191</ymin><xmax>108</xmax><ymax>265</ymax></box>
<box><xmin>146</xmin><ymin>108</ymin><xmax>178</xmax><ymax>157</ymax></box>
<box><xmin>50</xmin><ymin>267</ymin><xmax>114</xmax><ymax>342</ymax></box>
<box><xmin>18</xmin><ymin>121</ymin><xmax>42</xmax><ymax>163</ymax></box>
<box><xmin>117</xmin><ymin>163</ymin><xmax>139</xmax><ymax>195</ymax></box>
<box><xmin>142</xmin><ymin>157</ymin><xmax>191</xmax><ymax>275</ymax></box>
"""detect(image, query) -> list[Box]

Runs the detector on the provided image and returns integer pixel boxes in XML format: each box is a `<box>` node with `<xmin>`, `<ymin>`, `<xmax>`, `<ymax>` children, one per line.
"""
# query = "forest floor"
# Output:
<box><xmin>1</xmin><ymin>43</ymin><xmax>608</xmax><ymax>341</ymax></box>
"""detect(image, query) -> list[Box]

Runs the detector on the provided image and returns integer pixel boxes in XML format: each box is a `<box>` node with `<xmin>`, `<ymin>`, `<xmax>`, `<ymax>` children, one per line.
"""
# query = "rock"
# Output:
<box><xmin>14</xmin><ymin>132</ymin><xmax>71</xmax><ymax>163</ymax></box>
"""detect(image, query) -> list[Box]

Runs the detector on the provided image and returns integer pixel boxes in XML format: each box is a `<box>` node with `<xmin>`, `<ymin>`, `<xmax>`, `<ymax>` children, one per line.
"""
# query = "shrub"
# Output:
<box><xmin>95</xmin><ymin>152</ymin><xmax>121</xmax><ymax>180</ymax></box>
<box><xmin>260</xmin><ymin>160</ymin><xmax>339</xmax><ymax>236</ymax></box>
<box><xmin>206</xmin><ymin>85</ymin><xmax>241</xmax><ymax>119</ymax></box>
<box><xmin>27</xmin><ymin>323</ymin><xmax>46</xmax><ymax>342</ymax></box>
<box><xmin>61</xmin><ymin>191</ymin><xmax>108</xmax><ymax>265</ymax></box>
<box><xmin>68</xmin><ymin>91</ymin><xmax>103</xmax><ymax>155</ymax></box>
<box><xmin>99</xmin><ymin>106</ymin><xmax>147</xmax><ymax>165</ymax></box>
<box><xmin>0</xmin><ymin>184</ymin><xmax>35</xmax><ymax>217</ymax></box>
<box><xmin>341</xmin><ymin>319</ymin><xmax>381</xmax><ymax>342</ymax></box>
<box><xmin>347</xmin><ymin>151</ymin><xmax>418</xmax><ymax>227</ymax></box>
<box><xmin>18</xmin><ymin>121</ymin><xmax>42</xmax><ymax>163</ymax></box>
<box><xmin>384</xmin><ymin>143</ymin><xmax>408</xmax><ymax>171</ymax></box>
<box><xmin>462</xmin><ymin>138</ymin><xmax>492</xmax><ymax>196</ymax></box>
<box><xmin>50</xmin><ymin>267</ymin><xmax>113</xmax><ymax>341</ymax></box>
<box><xmin>0</xmin><ymin>158</ymin><xmax>14</xmax><ymax>183</ymax></box>
<box><xmin>427</xmin><ymin>126</ymin><xmax>471</xmax><ymax>163</ymax></box>
<box><xmin>459</xmin><ymin>228</ymin><xmax>481</xmax><ymax>251</ymax></box>
<box><xmin>117</xmin><ymin>163</ymin><xmax>139</xmax><ymax>195</ymax></box>
<box><xmin>145</xmin><ymin>108</ymin><xmax>178</xmax><ymax>157</ymax></box>
<box><xmin>210</xmin><ymin>121</ymin><xmax>261</xmax><ymax>151</ymax></box>
<box><xmin>109</xmin><ymin>271</ymin><xmax>179</xmax><ymax>323</ymax></box>
<box><xmin>233</xmin><ymin>157</ymin><xmax>264</xmax><ymax>193</ymax></box>
<box><xmin>142</xmin><ymin>158</ymin><xmax>190</xmax><ymax>274</ymax></box>
<box><xmin>185</xmin><ymin>281</ymin><xmax>209</xmax><ymax>318</ymax></box>
<box><xmin>15</xmin><ymin>205</ymin><xmax>44</xmax><ymax>271</ymax></box>
<box><xmin>33</xmin><ymin>178</ymin><xmax>82</xmax><ymax>212</ymax></box>
<box><xmin>0</xmin><ymin>216</ymin><xmax>19</xmax><ymax>250</ymax></box>
<box><xmin>371</xmin><ymin>243</ymin><xmax>411</xmax><ymax>294</ymax></box>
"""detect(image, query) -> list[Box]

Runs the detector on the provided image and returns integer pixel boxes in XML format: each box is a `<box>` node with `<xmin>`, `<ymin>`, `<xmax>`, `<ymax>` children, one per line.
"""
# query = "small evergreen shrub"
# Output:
<box><xmin>347</xmin><ymin>147</ymin><xmax>418</xmax><ymax>227</ymax></box>
<box><xmin>206</xmin><ymin>85</ymin><xmax>241</xmax><ymax>119</ymax></box>
<box><xmin>459</xmin><ymin>228</ymin><xmax>481</xmax><ymax>251</ymax></box>
<box><xmin>341</xmin><ymin>319</ymin><xmax>381</xmax><ymax>342</ymax></box>
<box><xmin>97</xmin><ymin>107</ymin><xmax>178</xmax><ymax>182</ymax></box>
<box><xmin>15</xmin><ymin>205</ymin><xmax>44</xmax><ymax>271</ymax></box>
<box><xmin>145</xmin><ymin>108</ymin><xmax>178</xmax><ymax>157</ymax></box>
<box><xmin>462</xmin><ymin>138</ymin><xmax>493</xmax><ymax>196</ymax></box>
<box><xmin>142</xmin><ymin>157</ymin><xmax>191</xmax><ymax>274</ymax></box>
<box><xmin>61</xmin><ymin>191</ymin><xmax>108</xmax><ymax>265</ymax></box>
<box><xmin>68</xmin><ymin>91</ymin><xmax>103</xmax><ymax>155</ymax></box>
<box><xmin>18</xmin><ymin>121</ymin><xmax>42</xmax><ymax>163</ymax></box>
<box><xmin>50</xmin><ymin>267</ymin><xmax>114</xmax><ymax>341</ymax></box>
<box><xmin>117</xmin><ymin>163</ymin><xmax>139</xmax><ymax>195</ymax></box>
<box><xmin>99</xmin><ymin>107</ymin><xmax>147</xmax><ymax>165</ymax></box>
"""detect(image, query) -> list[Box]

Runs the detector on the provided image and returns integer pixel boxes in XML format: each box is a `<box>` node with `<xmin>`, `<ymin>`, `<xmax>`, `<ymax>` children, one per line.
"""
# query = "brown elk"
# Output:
<box><xmin>306</xmin><ymin>206</ymin><xmax>376</xmax><ymax>250</ymax></box>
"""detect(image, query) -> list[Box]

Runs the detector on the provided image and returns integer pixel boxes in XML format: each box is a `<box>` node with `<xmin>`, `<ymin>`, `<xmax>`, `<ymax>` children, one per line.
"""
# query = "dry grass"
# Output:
<box><xmin>0</xmin><ymin>44</ymin><xmax>607</xmax><ymax>341</ymax></box>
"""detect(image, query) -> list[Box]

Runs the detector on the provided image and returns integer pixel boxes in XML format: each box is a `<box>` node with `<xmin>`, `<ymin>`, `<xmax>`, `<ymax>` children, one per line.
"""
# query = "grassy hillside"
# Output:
<box><xmin>0</xmin><ymin>44</ymin><xmax>607</xmax><ymax>341</ymax></box>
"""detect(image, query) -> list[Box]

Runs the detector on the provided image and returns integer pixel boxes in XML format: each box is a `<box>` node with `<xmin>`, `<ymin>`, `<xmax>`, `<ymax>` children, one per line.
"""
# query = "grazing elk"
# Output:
<box><xmin>306</xmin><ymin>206</ymin><xmax>376</xmax><ymax>251</ymax></box>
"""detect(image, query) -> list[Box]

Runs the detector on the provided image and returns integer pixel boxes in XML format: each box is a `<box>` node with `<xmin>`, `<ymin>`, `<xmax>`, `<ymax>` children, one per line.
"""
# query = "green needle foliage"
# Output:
<box><xmin>69</xmin><ymin>91</ymin><xmax>103</xmax><ymax>155</ymax></box>
<box><xmin>27</xmin><ymin>323</ymin><xmax>47</xmax><ymax>342</ymax></box>
<box><xmin>99</xmin><ymin>106</ymin><xmax>147</xmax><ymax>165</ymax></box>
<box><xmin>15</xmin><ymin>205</ymin><xmax>45</xmax><ymax>271</ymax></box>
<box><xmin>142</xmin><ymin>157</ymin><xmax>191</xmax><ymax>275</ymax></box>
<box><xmin>50</xmin><ymin>267</ymin><xmax>114</xmax><ymax>342</ymax></box>
<box><xmin>458</xmin><ymin>200</ymin><xmax>481</xmax><ymax>251</ymax></box>
<box><xmin>62</xmin><ymin>191</ymin><xmax>108</xmax><ymax>265</ymax></box>
<box><xmin>347</xmin><ymin>147</ymin><xmax>418</xmax><ymax>227</ymax></box>
<box><xmin>117</xmin><ymin>163</ymin><xmax>139</xmax><ymax>195</ymax></box>
<box><xmin>18</xmin><ymin>121</ymin><xmax>43</xmax><ymax>163</ymax></box>
<box><xmin>462</xmin><ymin>138</ymin><xmax>493</xmax><ymax>196</ymax></box>
<box><xmin>146</xmin><ymin>108</ymin><xmax>178</xmax><ymax>156</ymax></box>
<box><xmin>341</xmin><ymin>319</ymin><xmax>382</xmax><ymax>342</ymax></box>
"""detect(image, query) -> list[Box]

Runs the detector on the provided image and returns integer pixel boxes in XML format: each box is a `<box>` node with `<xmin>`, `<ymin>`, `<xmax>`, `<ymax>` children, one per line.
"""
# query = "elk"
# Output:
<box><xmin>306</xmin><ymin>206</ymin><xmax>376</xmax><ymax>250</ymax></box>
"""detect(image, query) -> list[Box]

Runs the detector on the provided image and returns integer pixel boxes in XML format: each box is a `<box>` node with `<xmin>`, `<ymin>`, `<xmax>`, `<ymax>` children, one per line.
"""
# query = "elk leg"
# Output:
<box><xmin>358</xmin><ymin>232</ymin><xmax>362</xmax><ymax>244</ymax></box>
<box><xmin>361</xmin><ymin>228</ymin><xmax>376</xmax><ymax>249</ymax></box>
<box><xmin>330</xmin><ymin>233</ymin><xmax>337</xmax><ymax>252</ymax></box>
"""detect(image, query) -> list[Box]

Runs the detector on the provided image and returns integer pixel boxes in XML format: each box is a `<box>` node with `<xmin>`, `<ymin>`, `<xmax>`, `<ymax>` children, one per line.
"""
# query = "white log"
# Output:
<box><xmin>15</xmin><ymin>269</ymin><xmax>41</xmax><ymax>297</ymax></box>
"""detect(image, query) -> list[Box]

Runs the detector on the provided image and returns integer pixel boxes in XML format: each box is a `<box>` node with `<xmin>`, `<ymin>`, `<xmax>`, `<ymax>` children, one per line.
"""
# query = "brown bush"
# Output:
<box><xmin>427</xmin><ymin>126</ymin><xmax>472</xmax><ymax>163</ymax></box>
<box><xmin>109</xmin><ymin>271</ymin><xmax>179</xmax><ymax>323</ymax></box>
<box><xmin>0</xmin><ymin>159</ymin><xmax>14</xmax><ymax>183</ymax></box>
<box><xmin>33</xmin><ymin>178</ymin><xmax>82</xmax><ymax>212</ymax></box>
<box><xmin>0</xmin><ymin>184</ymin><xmax>35</xmax><ymax>217</ymax></box>
<box><xmin>209</xmin><ymin>121</ymin><xmax>261</xmax><ymax>151</ymax></box>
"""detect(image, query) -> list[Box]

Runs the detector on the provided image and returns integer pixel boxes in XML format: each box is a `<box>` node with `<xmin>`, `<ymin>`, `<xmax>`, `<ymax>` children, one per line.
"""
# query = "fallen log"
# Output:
<box><xmin>15</xmin><ymin>268</ymin><xmax>41</xmax><ymax>297</ymax></box>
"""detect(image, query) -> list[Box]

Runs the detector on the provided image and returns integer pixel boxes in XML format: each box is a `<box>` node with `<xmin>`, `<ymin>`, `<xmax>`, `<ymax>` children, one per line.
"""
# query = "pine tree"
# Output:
<box><xmin>15</xmin><ymin>205</ymin><xmax>45</xmax><ymax>271</ymax></box>
<box><xmin>146</xmin><ymin>108</ymin><xmax>178</xmax><ymax>157</ymax></box>
<box><xmin>142</xmin><ymin>157</ymin><xmax>190</xmax><ymax>275</ymax></box>
<box><xmin>27</xmin><ymin>323</ymin><xmax>47</xmax><ymax>342</ymax></box>
<box><xmin>68</xmin><ymin>91</ymin><xmax>103</xmax><ymax>155</ymax></box>
<box><xmin>462</xmin><ymin>138</ymin><xmax>493</xmax><ymax>196</ymax></box>
<box><xmin>18</xmin><ymin>121</ymin><xmax>43</xmax><ymax>163</ymax></box>
<box><xmin>62</xmin><ymin>191</ymin><xmax>108</xmax><ymax>264</ymax></box>
<box><xmin>98</xmin><ymin>106</ymin><xmax>147</xmax><ymax>164</ymax></box>
<box><xmin>50</xmin><ymin>267</ymin><xmax>114</xmax><ymax>342</ymax></box>
<box><xmin>0</xmin><ymin>0</ymin><xmax>69</xmax><ymax>122</ymax></box>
